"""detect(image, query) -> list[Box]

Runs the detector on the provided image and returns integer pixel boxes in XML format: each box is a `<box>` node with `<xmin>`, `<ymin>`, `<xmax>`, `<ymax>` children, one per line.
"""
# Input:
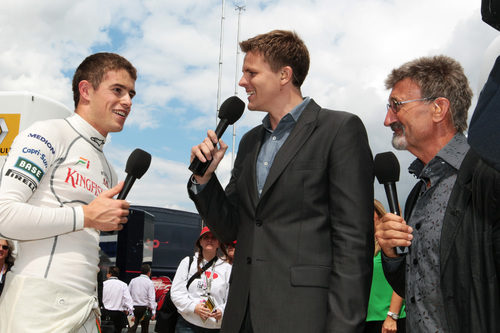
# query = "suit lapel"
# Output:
<box><xmin>245</xmin><ymin>126</ymin><xmax>265</xmax><ymax>208</ymax></box>
<box><xmin>259</xmin><ymin>100</ymin><xmax>320</xmax><ymax>200</ymax></box>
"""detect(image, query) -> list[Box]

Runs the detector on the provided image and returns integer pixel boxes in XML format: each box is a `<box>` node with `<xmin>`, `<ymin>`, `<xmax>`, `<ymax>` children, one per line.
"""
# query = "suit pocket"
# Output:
<box><xmin>290</xmin><ymin>265</ymin><xmax>330</xmax><ymax>288</ymax></box>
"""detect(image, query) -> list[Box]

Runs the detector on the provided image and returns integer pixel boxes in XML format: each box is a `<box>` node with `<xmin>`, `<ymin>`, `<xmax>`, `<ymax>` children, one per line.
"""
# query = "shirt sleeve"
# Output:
<box><xmin>0</xmin><ymin>122</ymin><xmax>85</xmax><ymax>240</ymax></box>
<box><xmin>215</xmin><ymin>263</ymin><xmax>232</xmax><ymax>314</ymax></box>
<box><xmin>170</xmin><ymin>256</ymin><xmax>197</xmax><ymax>315</ymax></box>
<box><xmin>189</xmin><ymin>175</ymin><xmax>208</xmax><ymax>195</ymax></box>
<box><xmin>149</xmin><ymin>280</ymin><xmax>157</xmax><ymax>316</ymax></box>
<box><xmin>123</xmin><ymin>284</ymin><xmax>135</xmax><ymax>315</ymax></box>
<box><xmin>381</xmin><ymin>252</ymin><xmax>405</xmax><ymax>272</ymax></box>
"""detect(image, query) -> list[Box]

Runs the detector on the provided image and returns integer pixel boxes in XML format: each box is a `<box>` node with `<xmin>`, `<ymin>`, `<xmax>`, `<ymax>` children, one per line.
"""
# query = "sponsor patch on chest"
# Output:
<box><xmin>64</xmin><ymin>167</ymin><xmax>105</xmax><ymax>196</ymax></box>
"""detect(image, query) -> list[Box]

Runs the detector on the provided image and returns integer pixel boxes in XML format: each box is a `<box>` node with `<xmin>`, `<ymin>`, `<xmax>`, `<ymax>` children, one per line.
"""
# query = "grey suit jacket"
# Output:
<box><xmin>189</xmin><ymin>99</ymin><xmax>374</xmax><ymax>332</ymax></box>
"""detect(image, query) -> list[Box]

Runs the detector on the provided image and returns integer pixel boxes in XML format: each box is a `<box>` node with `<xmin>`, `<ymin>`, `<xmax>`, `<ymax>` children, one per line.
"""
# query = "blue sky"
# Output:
<box><xmin>0</xmin><ymin>0</ymin><xmax>498</xmax><ymax>212</ymax></box>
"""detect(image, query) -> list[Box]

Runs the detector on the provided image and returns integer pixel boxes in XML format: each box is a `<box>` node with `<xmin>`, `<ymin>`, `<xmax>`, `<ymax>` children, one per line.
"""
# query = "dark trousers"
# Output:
<box><xmin>102</xmin><ymin>309</ymin><xmax>128</xmax><ymax>333</ymax></box>
<box><xmin>128</xmin><ymin>305</ymin><xmax>150</xmax><ymax>333</ymax></box>
<box><xmin>175</xmin><ymin>316</ymin><xmax>220</xmax><ymax>333</ymax></box>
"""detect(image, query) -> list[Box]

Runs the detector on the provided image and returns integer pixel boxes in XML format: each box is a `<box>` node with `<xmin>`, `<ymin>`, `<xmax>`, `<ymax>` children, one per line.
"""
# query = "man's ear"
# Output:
<box><xmin>279</xmin><ymin>66</ymin><xmax>293</xmax><ymax>86</ymax></box>
<box><xmin>78</xmin><ymin>80</ymin><xmax>92</xmax><ymax>104</ymax></box>
<box><xmin>432</xmin><ymin>97</ymin><xmax>451</xmax><ymax>123</ymax></box>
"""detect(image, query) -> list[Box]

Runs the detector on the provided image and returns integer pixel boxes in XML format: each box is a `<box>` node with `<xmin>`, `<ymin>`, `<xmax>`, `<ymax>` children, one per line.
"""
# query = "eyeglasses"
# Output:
<box><xmin>386</xmin><ymin>97</ymin><xmax>435</xmax><ymax>113</ymax></box>
<box><xmin>1</xmin><ymin>245</ymin><xmax>8</xmax><ymax>250</ymax></box>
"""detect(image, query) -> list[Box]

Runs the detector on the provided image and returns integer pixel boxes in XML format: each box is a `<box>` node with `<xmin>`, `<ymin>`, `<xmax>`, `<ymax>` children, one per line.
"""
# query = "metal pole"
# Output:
<box><xmin>216</xmin><ymin>0</ymin><xmax>226</xmax><ymax>127</ymax></box>
<box><xmin>232</xmin><ymin>4</ymin><xmax>245</xmax><ymax>168</ymax></box>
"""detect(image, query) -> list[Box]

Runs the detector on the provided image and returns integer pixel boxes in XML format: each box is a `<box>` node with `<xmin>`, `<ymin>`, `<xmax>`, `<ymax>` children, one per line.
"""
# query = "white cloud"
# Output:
<box><xmin>0</xmin><ymin>0</ymin><xmax>497</xmax><ymax>211</ymax></box>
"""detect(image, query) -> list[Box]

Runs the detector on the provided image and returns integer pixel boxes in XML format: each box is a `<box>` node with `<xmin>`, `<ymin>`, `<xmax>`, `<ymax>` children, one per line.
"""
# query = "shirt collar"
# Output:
<box><xmin>67</xmin><ymin>113</ymin><xmax>107</xmax><ymax>150</ymax></box>
<box><xmin>261</xmin><ymin>96</ymin><xmax>311</xmax><ymax>132</ymax></box>
<box><xmin>409</xmin><ymin>132</ymin><xmax>469</xmax><ymax>177</ymax></box>
<box><xmin>435</xmin><ymin>132</ymin><xmax>469</xmax><ymax>170</ymax></box>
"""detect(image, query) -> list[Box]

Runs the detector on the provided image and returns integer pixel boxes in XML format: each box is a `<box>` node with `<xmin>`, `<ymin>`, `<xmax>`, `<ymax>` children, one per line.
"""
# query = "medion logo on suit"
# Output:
<box><xmin>0</xmin><ymin>114</ymin><xmax>21</xmax><ymax>155</ymax></box>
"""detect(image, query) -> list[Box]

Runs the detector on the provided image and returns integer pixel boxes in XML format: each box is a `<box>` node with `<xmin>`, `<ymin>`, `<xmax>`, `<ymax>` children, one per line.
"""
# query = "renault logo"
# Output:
<box><xmin>0</xmin><ymin>114</ymin><xmax>21</xmax><ymax>155</ymax></box>
<box><xmin>0</xmin><ymin>118</ymin><xmax>8</xmax><ymax>144</ymax></box>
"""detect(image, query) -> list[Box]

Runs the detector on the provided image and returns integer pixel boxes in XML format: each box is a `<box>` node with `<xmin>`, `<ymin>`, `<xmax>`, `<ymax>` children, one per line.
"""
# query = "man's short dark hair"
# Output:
<box><xmin>141</xmin><ymin>263</ymin><xmax>151</xmax><ymax>275</ymax></box>
<box><xmin>72</xmin><ymin>52</ymin><xmax>137</xmax><ymax>108</ymax></box>
<box><xmin>108</xmin><ymin>266</ymin><xmax>120</xmax><ymax>277</ymax></box>
<box><xmin>240</xmin><ymin>30</ymin><xmax>310</xmax><ymax>88</ymax></box>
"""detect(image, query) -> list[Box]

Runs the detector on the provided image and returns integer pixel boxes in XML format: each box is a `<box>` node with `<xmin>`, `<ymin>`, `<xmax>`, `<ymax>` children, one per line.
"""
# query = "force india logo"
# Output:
<box><xmin>0</xmin><ymin>114</ymin><xmax>21</xmax><ymax>156</ymax></box>
<box><xmin>76</xmin><ymin>157</ymin><xmax>90</xmax><ymax>169</ymax></box>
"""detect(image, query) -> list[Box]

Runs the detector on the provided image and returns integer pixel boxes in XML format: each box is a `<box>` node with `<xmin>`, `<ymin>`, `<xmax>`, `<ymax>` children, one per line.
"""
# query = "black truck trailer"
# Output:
<box><xmin>99</xmin><ymin>205</ymin><xmax>202</xmax><ymax>282</ymax></box>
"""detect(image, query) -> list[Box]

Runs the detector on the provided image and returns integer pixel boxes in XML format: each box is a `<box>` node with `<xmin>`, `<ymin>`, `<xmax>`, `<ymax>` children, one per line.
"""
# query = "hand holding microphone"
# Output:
<box><xmin>189</xmin><ymin>96</ymin><xmax>245</xmax><ymax>180</ymax></box>
<box><xmin>84</xmin><ymin>148</ymin><xmax>151</xmax><ymax>232</ymax></box>
<box><xmin>374</xmin><ymin>152</ymin><xmax>411</xmax><ymax>256</ymax></box>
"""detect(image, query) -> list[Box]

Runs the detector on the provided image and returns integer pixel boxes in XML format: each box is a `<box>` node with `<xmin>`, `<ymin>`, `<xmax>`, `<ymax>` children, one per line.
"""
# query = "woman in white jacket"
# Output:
<box><xmin>171</xmin><ymin>227</ymin><xmax>232</xmax><ymax>333</ymax></box>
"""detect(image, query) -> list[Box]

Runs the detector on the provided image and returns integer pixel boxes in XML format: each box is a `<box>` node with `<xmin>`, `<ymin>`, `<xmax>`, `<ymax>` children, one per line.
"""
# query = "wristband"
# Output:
<box><xmin>191</xmin><ymin>174</ymin><xmax>200</xmax><ymax>185</ymax></box>
<box><xmin>387</xmin><ymin>311</ymin><xmax>399</xmax><ymax>320</ymax></box>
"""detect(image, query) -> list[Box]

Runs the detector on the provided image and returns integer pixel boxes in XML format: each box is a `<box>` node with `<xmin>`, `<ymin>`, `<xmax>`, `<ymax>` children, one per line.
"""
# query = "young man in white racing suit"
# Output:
<box><xmin>0</xmin><ymin>52</ymin><xmax>137</xmax><ymax>333</ymax></box>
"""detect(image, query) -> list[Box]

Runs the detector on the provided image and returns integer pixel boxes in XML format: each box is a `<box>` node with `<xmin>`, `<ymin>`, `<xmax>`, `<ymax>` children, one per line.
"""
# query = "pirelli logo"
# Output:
<box><xmin>5</xmin><ymin>169</ymin><xmax>37</xmax><ymax>192</ymax></box>
<box><xmin>15</xmin><ymin>157</ymin><xmax>44</xmax><ymax>182</ymax></box>
<box><xmin>0</xmin><ymin>114</ymin><xmax>21</xmax><ymax>156</ymax></box>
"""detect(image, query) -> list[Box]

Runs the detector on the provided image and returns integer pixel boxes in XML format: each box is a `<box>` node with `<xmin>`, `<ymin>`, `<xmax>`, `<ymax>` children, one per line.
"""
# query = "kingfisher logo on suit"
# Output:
<box><xmin>0</xmin><ymin>114</ymin><xmax>21</xmax><ymax>156</ymax></box>
<box><xmin>64</xmin><ymin>167</ymin><xmax>104</xmax><ymax>196</ymax></box>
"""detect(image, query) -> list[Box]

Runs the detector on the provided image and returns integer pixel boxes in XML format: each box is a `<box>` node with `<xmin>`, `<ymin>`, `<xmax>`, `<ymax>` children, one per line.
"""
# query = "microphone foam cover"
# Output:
<box><xmin>374</xmin><ymin>151</ymin><xmax>400</xmax><ymax>184</ymax></box>
<box><xmin>218</xmin><ymin>96</ymin><xmax>245</xmax><ymax>125</ymax></box>
<box><xmin>125</xmin><ymin>148</ymin><xmax>152</xmax><ymax>179</ymax></box>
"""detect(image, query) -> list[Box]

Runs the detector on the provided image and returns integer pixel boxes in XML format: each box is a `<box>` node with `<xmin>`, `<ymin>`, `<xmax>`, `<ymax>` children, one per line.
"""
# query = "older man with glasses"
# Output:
<box><xmin>375</xmin><ymin>55</ymin><xmax>500</xmax><ymax>333</ymax></box>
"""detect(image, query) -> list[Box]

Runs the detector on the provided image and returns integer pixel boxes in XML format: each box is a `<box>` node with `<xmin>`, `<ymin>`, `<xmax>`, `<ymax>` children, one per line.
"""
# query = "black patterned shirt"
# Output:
<box><xmin>385</xmin><ymin>133</ymin><xmax>469</xmax><ymax>332</ymax></box>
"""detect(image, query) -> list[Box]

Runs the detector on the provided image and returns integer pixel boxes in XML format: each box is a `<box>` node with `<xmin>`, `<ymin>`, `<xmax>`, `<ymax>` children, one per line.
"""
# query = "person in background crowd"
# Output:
<box><xmin>0</xmin><ymin>52</ymin><xmax>136</xmax><ymax>333</ymax></box>
<box><xmin>224</xmin><ymin>241</ymin><xmax>236</xmax><ymax>265</ymax></box>
<box><xmin>102</xmin><ymin>266</ymin><xmax>134</xmax><ymax>333</ymax></box>
<box><xmin>188</xmin><ymin>29</ymin><xmax>373</xmax><ymax>333</ymax></box>
<box><xmin>128</xmin><ymin>264</ymin><xmax>157</xmax><ymax>333</ymax></box>
<box><xmin>171</xmin><ymin>226</ymin><xmax>232</xmax><ymax>333</ymax></box>
<box><xmin>0</xmin><ymin>239</ymin><xmax>14</xmax><ymax>296</ymax></box>
<box><xmin>375</xmin><ymin>55</ymin><xmax>500</xmax><ymax>332</ymax></box>
<box><xmin>365</xmin><ymin>200</ymin><xmax>405</xmax><ymax>333</ymax></box>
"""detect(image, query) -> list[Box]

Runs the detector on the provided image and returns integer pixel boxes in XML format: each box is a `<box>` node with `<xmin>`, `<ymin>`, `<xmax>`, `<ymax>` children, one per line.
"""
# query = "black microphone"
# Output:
<box><xmin>374</xmin><ymin>152</ymin><xmax>401</xmax><ymax>216</ymax></box>
<box><xmin>189</xmin><ymin>96</ymin><xmax>245</xmax><ymax>176</ymax></box>
<box><xmin>117</xmin><ymin>148</ymin><xmax>152</xmax><ymax>200</ymax></box>
<box><xmin>374</xmin><ymin>151</ymin><xmax>408</xmax><ymax>255</ymax></box>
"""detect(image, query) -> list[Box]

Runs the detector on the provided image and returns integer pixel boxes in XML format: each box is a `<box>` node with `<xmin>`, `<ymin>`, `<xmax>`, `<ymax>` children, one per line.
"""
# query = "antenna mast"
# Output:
<box><xmin>232</xmin><ymin>2</ymin><xmax>245</xmax><ymax>167</ymax></box>
<box><xmin>216</xmin><ymin>0</ymin><xmax>226</xmax><ymax>126</ymax></box>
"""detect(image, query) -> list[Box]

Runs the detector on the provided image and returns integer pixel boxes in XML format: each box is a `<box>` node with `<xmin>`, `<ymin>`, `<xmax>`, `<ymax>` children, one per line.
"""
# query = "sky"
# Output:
<box><xmin>0</xmin><ymin>0</ymin><xmax>498</xmax><ymax>213</ymax></box>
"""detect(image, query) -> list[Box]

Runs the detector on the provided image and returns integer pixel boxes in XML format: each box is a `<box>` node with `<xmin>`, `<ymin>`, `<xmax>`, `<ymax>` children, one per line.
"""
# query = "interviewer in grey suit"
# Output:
<box><xmin>188</xmin><ymin>30</ymin><xmax>374</xmax><ymax>333</ymax></box>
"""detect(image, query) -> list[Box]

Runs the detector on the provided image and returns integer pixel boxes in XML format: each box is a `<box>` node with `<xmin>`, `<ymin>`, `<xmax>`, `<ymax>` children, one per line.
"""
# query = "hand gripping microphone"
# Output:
<box><xmin>189</xmin><ymin>96</ymin><xmax>245</xmax><ymax>176</ymax></box>
<box><xmin>374</xmin><ymin>151</ymin><xmax>408</xmax><ymax>255</ymax></box>
<box><xmin>117</xmin><ymin>148</ymin><xmax>152</xmax><ymax>200</ymax></box>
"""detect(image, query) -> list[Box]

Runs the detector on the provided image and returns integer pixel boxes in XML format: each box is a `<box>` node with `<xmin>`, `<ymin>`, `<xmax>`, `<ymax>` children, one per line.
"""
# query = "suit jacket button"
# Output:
<box><xmin>256</xmin><ymin>220</ymin><xmax>263</xmax><ymax>226</ymax></box>
<box><xmin>246</xmin><ymin>257</ymin><xmax>252</xmax><ymax>264</ymax></box>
